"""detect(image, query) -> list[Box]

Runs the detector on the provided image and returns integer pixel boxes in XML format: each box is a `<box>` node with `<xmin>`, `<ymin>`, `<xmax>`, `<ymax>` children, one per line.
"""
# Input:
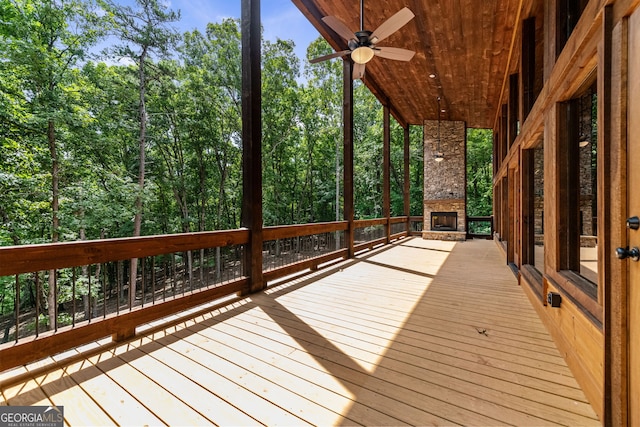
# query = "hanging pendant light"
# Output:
<box><xmin>434</xmin><ymin>97</ymin><xmax>444</xmax><ymax>162</ymax></box>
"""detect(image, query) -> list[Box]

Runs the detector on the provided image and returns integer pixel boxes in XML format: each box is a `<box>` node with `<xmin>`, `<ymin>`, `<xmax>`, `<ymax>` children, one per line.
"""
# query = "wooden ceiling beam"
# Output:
<box><xmin>291</xmin><ymin>0</ymin><xmax>347</xmax><ymax>51</ymax></box>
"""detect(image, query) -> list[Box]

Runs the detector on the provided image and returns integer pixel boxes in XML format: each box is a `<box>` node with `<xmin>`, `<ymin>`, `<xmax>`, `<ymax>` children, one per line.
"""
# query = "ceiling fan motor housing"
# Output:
<box><xmin>355</xmin><ymin>30</ymin><xmax>373</xmax><ymax>45</ymax></box>
<box><xmin>310</xmin><ymin>6</ymin><xmax>415</xmax><ymax>78</ymax></box>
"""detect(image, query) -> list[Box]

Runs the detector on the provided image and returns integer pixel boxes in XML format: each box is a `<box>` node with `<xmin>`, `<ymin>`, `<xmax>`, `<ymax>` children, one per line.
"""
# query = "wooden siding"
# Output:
<box><xmin>522</xmin><ymin>273</ymin><xmax>605</xmax><ymax>418</ymax></box>
<box><xmin>1</xmin><ymin>239</ymin><xmax>599</xmax><ymax>426</ymax></box>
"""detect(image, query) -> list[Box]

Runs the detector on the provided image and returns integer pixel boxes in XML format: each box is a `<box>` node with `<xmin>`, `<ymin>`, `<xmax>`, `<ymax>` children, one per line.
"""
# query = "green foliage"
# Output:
<box><xmin>1</xmin><ymin>7</ymin><xmax>423</xmax><ymax>248</ymax></box>
<box><xmin>466</xmin><ymin>128</ymin><xmax>493</xmax><ymax>216</ymax></box>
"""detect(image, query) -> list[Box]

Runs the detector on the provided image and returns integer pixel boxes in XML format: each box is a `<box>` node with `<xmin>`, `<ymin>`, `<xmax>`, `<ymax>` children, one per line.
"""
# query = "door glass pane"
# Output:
<box><xmin>533</xmin><ymin>142</ymin><xmax>544</xmax><ymax>273</ymax></box>
<box><xmin>578</xmin><ymin>90</ymin><xmax>597</xmax><ymax>284</ymax></box>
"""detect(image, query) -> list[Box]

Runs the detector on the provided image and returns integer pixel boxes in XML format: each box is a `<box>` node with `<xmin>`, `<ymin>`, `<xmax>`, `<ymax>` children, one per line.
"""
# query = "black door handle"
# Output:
<box><xmin>616</xmin><ymin>247</ymin><xmax>640</xmax><ymax>261</ymax></box>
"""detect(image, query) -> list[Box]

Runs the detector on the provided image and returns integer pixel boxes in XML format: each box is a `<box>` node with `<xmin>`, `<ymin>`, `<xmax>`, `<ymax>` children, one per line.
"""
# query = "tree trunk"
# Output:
<box><xmin>47</xmin><ymin>120</ymin><xmax>58</xmax><ymax>330</ymax></box>
<box><xmin>130</xmin><ymin>47</ymin><xmax>148</xmax><ymax>308</ymax></box>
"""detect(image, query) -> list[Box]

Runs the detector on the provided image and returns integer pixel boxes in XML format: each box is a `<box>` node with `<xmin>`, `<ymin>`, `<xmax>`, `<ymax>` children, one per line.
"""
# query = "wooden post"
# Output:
<box><xmin>521</xmin><ymin>17</ymin><xmax>536</xmax><ymax>121</ymax></box>
<box><xmin>495</xmin><ymin>122</ymin><xmax>501</xmax><ymax>170</ymax></box>
<box><xmin>544</xmin><ymin>103</ymin><xmax>560</xmax><ymax>273</ymax></box>
<box><xmin>404</xmin><ymin>125</ymin><xmax>411</xmax><ymax>233</ymax></box>
<box><xmin>241</xmin><ymin>0</ymin><xmax>263</xmax><ymax>293</ymax></box>
<box><xmin>343</xmin><ymin>59</ymin><xmax>354</xmax><ymax>258</ymax></box>
<box><xmin>601</xmin><ymin>6</ymin><xmax>629</xmax><ymax>425</ymax></box>
<box><xmin>521</xmin><ymin>149</ymin><xmax>534</xmax><ymax>266</ymax></box>
<box><xmin>501</xmin><ymin>104</ymin><xmax>508</xmax><ymax>161</ymax></box>
<box><xmin>544</xmin><ymin>0</ymin><xmax>558</xmax><ymax>82</ymax></box>
<box><xmin>508</xmin><ymin>73</ymin><xmax>519</xmax><ymax>147</ymax></box>
<box><xmin>383</xmin><ymin>103</ymin><xmax>391</xmax><ymax>243</ymax></box>
<box><xmin>507</xmin><ymin>166</ymin><xmax>516</xmax><ymax>265</ymax></box>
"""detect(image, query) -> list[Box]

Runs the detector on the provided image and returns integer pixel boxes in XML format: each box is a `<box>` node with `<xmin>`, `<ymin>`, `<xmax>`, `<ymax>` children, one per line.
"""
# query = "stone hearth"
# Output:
<box><xmin>422</xmin><ymin>120</ymin><xmax>467</xmax><ymax>241</ymax></box>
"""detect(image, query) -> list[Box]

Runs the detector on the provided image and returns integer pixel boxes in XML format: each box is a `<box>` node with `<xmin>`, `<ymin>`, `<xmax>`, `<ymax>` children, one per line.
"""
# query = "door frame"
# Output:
<box><xmin>603</xmin><ymin>6</ymin><xmax>637</xmax><ymax>425</ymax></box>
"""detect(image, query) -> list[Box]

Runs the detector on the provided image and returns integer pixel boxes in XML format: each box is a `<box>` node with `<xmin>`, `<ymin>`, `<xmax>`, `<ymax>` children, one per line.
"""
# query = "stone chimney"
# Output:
<box><xmin>423</xmin><ymin>120</ymin><xmax>467</xmax><ymax>241</ymax></box>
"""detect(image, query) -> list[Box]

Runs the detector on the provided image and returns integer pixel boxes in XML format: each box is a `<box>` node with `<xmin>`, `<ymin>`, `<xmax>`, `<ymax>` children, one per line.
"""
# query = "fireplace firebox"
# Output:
<box><xmin>431</xmin><ymin>212</ymin><xmax>458</xmax><ymax>231</ymax></box>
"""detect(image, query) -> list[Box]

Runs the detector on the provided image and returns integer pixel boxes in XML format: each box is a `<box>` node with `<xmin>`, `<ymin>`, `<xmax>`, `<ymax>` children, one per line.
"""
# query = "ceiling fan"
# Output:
<box><xmin>310</xmin><ymin>0</ymin><xmax>416</xmax><ymax>80</ymax></box>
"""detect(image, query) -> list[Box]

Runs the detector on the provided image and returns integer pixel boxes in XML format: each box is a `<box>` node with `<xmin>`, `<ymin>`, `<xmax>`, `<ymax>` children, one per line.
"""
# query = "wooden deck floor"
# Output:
<box><xmin>1</xmin><ymin>238</ymin><xmax>600</xmax><ymax>426</ymax></box>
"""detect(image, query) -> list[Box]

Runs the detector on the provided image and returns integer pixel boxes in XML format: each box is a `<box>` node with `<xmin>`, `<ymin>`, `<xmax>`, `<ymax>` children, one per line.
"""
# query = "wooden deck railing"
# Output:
<box><xmin>409</xmin><ymin>216</ymin><xmax>424</xmax><ymax>235</ymax></box>
<box><xmin>0</xmin><ymin>230</ymin><xmax>250</xmax><ymax>371</ymax></box>
<box><xmin>466</xmin><ymin>215</ymin><xmax>494</xmax><ymax>239</ymax></box>
<box><xmin>262</xmin><ymin>221</ymin><xmax>349</xmax><ymax>282</ymax></box>
<box><xmin>0</xmin><ymin>216</ymin><xmax>422</xmax><ymax>371</ymax></box>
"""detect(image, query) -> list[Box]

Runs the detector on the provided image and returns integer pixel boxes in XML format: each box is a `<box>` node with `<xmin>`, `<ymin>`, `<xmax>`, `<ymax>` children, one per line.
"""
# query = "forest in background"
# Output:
<box><xmin>0</xmin><ymin>0</ymin><xmax>430</xmax><ymax>248</ymax></box>
<box><xmin>0</xmin><ymin>0</ymin><xmax>490</xmax><ymax>249</ymax></box>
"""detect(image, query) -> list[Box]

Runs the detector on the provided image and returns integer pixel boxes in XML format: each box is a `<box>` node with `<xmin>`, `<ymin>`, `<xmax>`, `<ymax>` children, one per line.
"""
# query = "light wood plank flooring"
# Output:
<box><xmin>1</xmin><ymin>238</ymin><xmax>600</xmax><ymax>426</ymax></box>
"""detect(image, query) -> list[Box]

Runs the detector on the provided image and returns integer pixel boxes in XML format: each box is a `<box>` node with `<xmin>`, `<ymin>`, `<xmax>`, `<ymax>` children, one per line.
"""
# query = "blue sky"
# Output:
<box><xmin>166</xmin><ymin>0</ymin><xmax>320</xmax><ymax>62</ymax></box>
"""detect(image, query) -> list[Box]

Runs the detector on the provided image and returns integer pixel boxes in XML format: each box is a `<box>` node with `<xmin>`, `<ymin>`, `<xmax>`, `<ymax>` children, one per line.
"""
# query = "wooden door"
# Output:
<box><xmin>628</xmin><ymin>9</ymin><xmax>640</xmax><ymax>425</ymax></box>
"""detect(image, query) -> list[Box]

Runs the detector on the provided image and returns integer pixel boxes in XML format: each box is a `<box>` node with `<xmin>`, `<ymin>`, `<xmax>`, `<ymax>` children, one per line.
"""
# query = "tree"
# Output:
<box><xmin>181</xmin><ymin>20</ymin><xmax>243</xmax><ymax>231</ymax></box>
<box><xmin>100</xmin><ymin>0</ymin><xmax>180</xmax><ymax>306</ymax></box>
<box><xmin>353</xmin><ymin>83</ymin><xmax>383</xmax><ymax>219</ymax></box>
<box><xmin>467</xmin><ymin>128</ymin><xmax>493</xmax><ymax>216</ymax></box>
<box><xmin>302</xmin><ymin>38</ymin><xmax>343</xmax><ymax>223</ymax></box>
<box><xmin>261</xmin><ymin>38</ymin><xmax>301</xmax><ymax>225</ymax></box>
<box><xmin>0</xmin><ymin>0</ymin><xmax>104</xmax><ymax>329</ymax></box>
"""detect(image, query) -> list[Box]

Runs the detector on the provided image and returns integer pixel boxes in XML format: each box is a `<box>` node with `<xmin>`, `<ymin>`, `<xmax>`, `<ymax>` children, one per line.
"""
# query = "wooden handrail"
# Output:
<box><xmin>0</xmin><ymin>229</ymin><xmax>250</xmax><ymax>276</ymax></box>
<box><xmin>263</xmin><ymin>221</ymin><xmax>348</xmax><ymax>240</ymax></box>
<box><xmin>389</xmin><ymin>216</ymin><xmax>408</xmax><ymax>224</ymax></box>
<box><xmin>466</xmin><ymin>216</ymin><xmax>494</xmax><ymax>238</ymax></box>
<box><xmin>467</xmin><ymin>215</ymin><xmax>494</xmax><ymax>222</ymax></box>
<box><xmin>353</xmin><ymin>218</ymin><xmax>387</xmax><ymax>228</ymax></box>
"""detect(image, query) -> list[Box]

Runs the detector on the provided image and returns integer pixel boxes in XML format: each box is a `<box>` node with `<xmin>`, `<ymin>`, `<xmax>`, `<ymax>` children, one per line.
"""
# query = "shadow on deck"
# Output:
<box><xmin>1</xmin><ymin>238</ymin><xmax>599</xmax><ymax>426</ymax></box>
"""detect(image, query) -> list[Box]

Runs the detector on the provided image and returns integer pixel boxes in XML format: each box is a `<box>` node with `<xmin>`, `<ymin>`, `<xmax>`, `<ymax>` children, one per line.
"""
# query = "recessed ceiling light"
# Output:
<box><xmin>429</xmin><ymin>74</ymin><xmax>436</xmax><ymax>78</ymax></box>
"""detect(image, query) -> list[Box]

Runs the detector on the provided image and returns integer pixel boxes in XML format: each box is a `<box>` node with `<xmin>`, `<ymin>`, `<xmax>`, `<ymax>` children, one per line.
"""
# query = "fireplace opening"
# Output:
<box><xmin>431</xmin><ymin>212</ymin><xmax>458</xmax><ymax>231</ymax></box>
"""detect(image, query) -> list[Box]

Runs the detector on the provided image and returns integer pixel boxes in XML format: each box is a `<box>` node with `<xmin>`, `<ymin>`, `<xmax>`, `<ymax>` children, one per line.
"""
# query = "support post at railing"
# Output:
<box><xmin>383</xmin><ymin>103</ymin><xmax>391</xmax><ymax>243</ymax></box>
<box><xmin>241</xmin><ymin>0</ymin><xmax>264</xmax><ymax>292</ymax></box>
<box><xmin>343</xmin><ymin>59</ymin><xmax>354</xmax><ymax>257</ymax></box>
<box><xmin>404</xmin><ymin>125</ymin><xmax>411</xmax><ymax>234</ymax></box>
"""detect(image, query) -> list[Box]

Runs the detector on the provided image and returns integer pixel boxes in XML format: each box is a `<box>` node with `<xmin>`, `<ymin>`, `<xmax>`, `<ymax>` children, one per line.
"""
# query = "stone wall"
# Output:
<box><xmin>533</xmin><ymin>144</ymin><xmax>544</xmax><ymax>239</ymax></box>
<box><xmin>579</xmin><ymin>144</ymin><xmax>595</xmax><ymax>236</ymax></box>
<box><xmin>423</xmin><ymin>120</ymin><xmax>467</xmax><ymax>241</ymax></box>
<box><xmin>423</xmin><ymin>120</ymin><xmax>466</xmax><ymax>201</ymax></box>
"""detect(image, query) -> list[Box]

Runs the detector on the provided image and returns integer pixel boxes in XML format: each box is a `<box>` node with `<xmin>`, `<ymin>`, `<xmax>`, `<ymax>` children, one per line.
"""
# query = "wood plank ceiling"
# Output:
<box><xmin>291</xmin><ymin>0</ymin><xmax>521</xmax><ymax>128</ymax></box>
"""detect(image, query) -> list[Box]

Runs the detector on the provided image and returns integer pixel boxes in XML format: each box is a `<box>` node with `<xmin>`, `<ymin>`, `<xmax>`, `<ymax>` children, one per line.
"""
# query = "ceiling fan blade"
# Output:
<box><xmin>310</xmin><ymin>50</ymin><xmax>351</xmax><ymax>64</ymax></box>
<box><xmin>322</xmin><ymin>16</ymin><xmax>357</xmax><ymax>42</ymax></box>
<box><xmin>374</xmin><ymin>47</ymin><xmax>416</xmax><ymax>61</ymax></box>
<box><xmin>353</xmin><ymin>62</ymin><xmax>366</xmax><ymax>80</ymax></box>
<box><xmin>370</xmin><ymin>7</ymin><xmax>415</xmax><ymax>43</ymax></box>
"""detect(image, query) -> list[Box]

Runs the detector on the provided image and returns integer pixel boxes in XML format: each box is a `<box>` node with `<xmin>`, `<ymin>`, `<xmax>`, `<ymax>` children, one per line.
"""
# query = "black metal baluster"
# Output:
<box><xmin>87</xmin><ymin>266</ymin><xmax>92</xmax><ymax>322</ymax></box>
<box><xmin>35</xmin><ymin>273</ymin><xmax>40</xmax><ymax>337</ymax></box>
<box><xmin>14</xmin><ymin>274</ymin><xmax>19</xmax><ymax>342</ymax></box>
<box><xmin>53</xmin><ymin>271</ymin><xmax>58</xmax><ymax>332</ymax></box>
<box><xmin>152</xmin><ymin>257</ymin><xmax>156</xmax><ymax>304</ymax></box>
<box><xmin>102</xmin><ymin>264</ymin><xmax>107</xmax><ymax>319</ymax></box>
<box><xmin>116</xmin><ymin>262</ymin><xmax>120</xmax><ymax>315</ymax></box>
<box><xmin>140</xmin><ymin>257</ymin><xmax>145</xmax><ymax>307</ymax></box>
<box><xmin>72</xmin><ymin>267</ymin><xmax>77</xmax><ymax>327</ymax></box>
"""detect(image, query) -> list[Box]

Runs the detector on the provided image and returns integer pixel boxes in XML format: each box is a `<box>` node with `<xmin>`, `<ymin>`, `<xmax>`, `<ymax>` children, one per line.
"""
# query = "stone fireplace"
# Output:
<box><xmin>431</xmin><ymin>211</ymin><xmax>458</xmax><ymax>231</ymax></box>
<box><xmin>422</xmin><ymin>120</ymin><xmax>467</xmax><ymax>241</ymax></box>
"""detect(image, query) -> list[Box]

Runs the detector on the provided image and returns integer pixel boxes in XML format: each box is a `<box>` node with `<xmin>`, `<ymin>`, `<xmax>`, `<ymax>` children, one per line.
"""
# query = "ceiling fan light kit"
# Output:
<box><xmin>310</xmin><ymin>0</ymin><xmax>415</xmax><ymax>79</ymax></box>
<box><xmin>352</xmin><ymin>46</ymin><xmax>375</xmax><ymax>64</ymax></box>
